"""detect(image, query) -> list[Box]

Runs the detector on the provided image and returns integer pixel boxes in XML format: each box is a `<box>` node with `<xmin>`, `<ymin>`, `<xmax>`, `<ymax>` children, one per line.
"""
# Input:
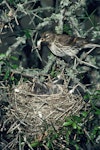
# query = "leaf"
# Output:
<box><xmin>63</xmin><ymin>119</ymin><xmax>73</xmax><ymax>127</ymax></box>
<box><xmin>0</xmin><ymin>53</ymin><xmax>6</xmax><ymax>60</ymax></box>
<box><xmin>81</xmin><ymin>111</ymin><xmax>88</xmax><ymax>117</ymax></box>
<box><xmin>31</xmin><ymin>141</ymin><xmax>40</xmax><ymax>148</ymax></box>
<box><xmin>94</xmin><ymin>109</ymin><xmax>100</xmax><ymax>115</ymax></box>
<box><xmin>72</xmin><ymin>122</ymin><xmax>77</xmax><ymax>129</ymax></box>
<box><xmin>4</xmin><ymin>70</ymin><xmax>10</xmax><ymax>80</ymax></box>
<box><xmin>10</xmin><ymin>56</ymin><xmax>18</xmax><ymax>61</ymax></box>
<box><xmin>11</xmin><ymin>64</ymin><xmax>18</xmax><ymax>69</ymax></box>
<box><xmin>24</xmin><ymin>29</ymin><xmax>31</xmax><ymax>39</ymax></box>
<box><xmin>11</xmin><ymin>76</ymin><xmax>15</xmax><ymax>81</ymax></box>
<box><xmin>47</xmin><ymin>141</ymin><xmax>53</xmax><ymax>149</ymax></box>
<box><xmin>84</xmin><ymin>93</ymin><xmax>90</xmax><ymax>101</ymax></box>
<box><xmin>72</xmin><ymin>116</ymin><xmax>82</xmax><ymax>122</ymax></box>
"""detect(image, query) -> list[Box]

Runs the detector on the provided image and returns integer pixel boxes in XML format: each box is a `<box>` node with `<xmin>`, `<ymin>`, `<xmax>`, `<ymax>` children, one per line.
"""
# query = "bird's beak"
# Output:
<box><xmin>37</xmin><ymin>39</ymin><xmax>42</xmax><ymax>50</ymax></box>
<box><xmin>37</xmin><ymin>38</ymin><xmax>47</xmax><ymax>50</ymax></box>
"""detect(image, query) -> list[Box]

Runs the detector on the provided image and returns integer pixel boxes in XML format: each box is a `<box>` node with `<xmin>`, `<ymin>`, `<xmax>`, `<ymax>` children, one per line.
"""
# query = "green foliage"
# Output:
<box><xmin>31</xmin><ymin>140</ymin><xmax>41</xmax><ymax>148</ymax></box>
<box><xmin>50</xmin><ymin>65</ymin><xmax>58</xmax><ymax>78</ymax></box>
<box><xmin>8</xmin><ymin>0</ymin><xmax>14</xmax><ymax>4</ymax></box>
<box><xmin>63</xmin><ymin>91</ymin><xmax>100</xmax><ymax>149</ymax></box>
<box><xmin>45</xmin><ymin>130</ymin><xmax>59</xmax><ymax>149</ymax></box>
<box><xmin>0</xmin><ymin>53</ymin><xmax>20</xmax><ymax>85</ymax></box>
<box><xmin>23</xmin><ymin>29</ymin><xmax>31</xmax><ymax>39</ymax></box>
<box><xmin>63</xmin><ymin>24</ymin><xmax>72</xmax><ymax>35</ymax></box>
<box><xmin>0</xmin><ymin>0</ymin><xmax>100</xmax><ymax>149</ymax></box>
<box><xmin>8</xmin><ymin>0</ymin><xmax>20</xmax><ymax>5</ymax></box>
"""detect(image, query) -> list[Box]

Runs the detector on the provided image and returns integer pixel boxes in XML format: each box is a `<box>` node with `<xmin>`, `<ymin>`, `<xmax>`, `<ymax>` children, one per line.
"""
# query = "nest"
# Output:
<box><xmin>7</xmin><ymin>79</ymin><xmax>86</xmax><ymax>139</ymax></box>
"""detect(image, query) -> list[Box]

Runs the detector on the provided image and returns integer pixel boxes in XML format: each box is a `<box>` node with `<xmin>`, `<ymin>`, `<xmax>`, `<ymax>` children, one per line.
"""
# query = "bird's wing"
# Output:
<box><xmin>56</xmin><ymin>35</ymin><xmax>100</xmax><ymax>49</ymax></box>
<box><xmin>54</xmin><ymin>40</ymin><xmax>79</xmax><ymax>57</ymax></box>
<box><xmin>55</xmin><ymin>35</ymin><xmax>87</xmax><ymax>47</ymax></box>
<box><xmin>55</xmin><ymin>35</ymin><xmax>75</xmax><ymax>46</ymax></box>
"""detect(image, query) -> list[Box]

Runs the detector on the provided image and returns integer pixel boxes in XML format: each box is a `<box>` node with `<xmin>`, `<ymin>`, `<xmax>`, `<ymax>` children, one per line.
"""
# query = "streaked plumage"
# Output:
<box><xmin>37</xmin><ymin>32</ymin><xmax>100</xmax><ymax>58</ymax></box>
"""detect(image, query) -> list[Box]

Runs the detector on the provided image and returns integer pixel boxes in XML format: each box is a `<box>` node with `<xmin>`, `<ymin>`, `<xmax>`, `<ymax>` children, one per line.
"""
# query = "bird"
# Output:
<box><xmin>37</xmin><ymin>32</ymin><xmax>100</xmax><ymax>58</ymax></box>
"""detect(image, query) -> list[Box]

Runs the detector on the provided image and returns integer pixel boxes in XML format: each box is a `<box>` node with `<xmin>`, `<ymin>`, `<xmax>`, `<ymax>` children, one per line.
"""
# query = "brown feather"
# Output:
<box><xmin>38</xmin><ymin>32</ymin><xmax>100</xmax><ymax>57</ymax></box>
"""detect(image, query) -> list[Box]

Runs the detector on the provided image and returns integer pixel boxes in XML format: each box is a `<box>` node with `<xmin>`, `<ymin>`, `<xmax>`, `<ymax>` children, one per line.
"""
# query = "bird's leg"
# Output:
<box><xmin>74</xmin><ymin>54</ymin><xmax>98</xmax><ymax>69</ymax></box>
<box><xmin>80</xmin><ymin>47</ymin><xmax>96</xmax><ymax>60</ymax></box>
<box><xmin>74</xmin><ymin>47</ymin><xmax>99</xmax><ymax>69</ymax></box>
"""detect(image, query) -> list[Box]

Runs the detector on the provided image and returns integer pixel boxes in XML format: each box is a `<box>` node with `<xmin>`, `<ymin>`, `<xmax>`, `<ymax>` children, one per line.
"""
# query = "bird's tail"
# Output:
<box><xmin>83</xmin><ymin>43</ymin><xmax>100</xmax><ymax>48</ymax></box>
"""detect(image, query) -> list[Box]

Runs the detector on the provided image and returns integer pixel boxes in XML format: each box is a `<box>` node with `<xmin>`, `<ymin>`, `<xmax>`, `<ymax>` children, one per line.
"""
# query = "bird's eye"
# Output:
<box><xmin>45</xmin><ymin>34</ymin><xmax>50</xmax><ymax>38</ymax></box>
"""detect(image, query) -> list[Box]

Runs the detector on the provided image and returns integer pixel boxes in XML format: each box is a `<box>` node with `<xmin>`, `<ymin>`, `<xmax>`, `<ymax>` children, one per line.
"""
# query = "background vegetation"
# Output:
<box><xmin>0</xmin><ymin>0</ymin><xmax>100</xmax><ymax>150</ymax></box>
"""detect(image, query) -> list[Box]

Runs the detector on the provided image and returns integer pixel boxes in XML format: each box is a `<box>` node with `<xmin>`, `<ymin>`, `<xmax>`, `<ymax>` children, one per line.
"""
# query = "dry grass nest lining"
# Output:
<box><xmin>8</xmin><ymin>79</ymin><xmax>86</xmax><ymax>137</ymax></box>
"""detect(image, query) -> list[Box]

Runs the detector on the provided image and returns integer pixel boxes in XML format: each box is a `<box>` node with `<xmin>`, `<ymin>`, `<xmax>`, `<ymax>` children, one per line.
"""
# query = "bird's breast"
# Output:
<box><xmin>49</xmin><ymin>43</ymin><xmax>65</xmax><ymax>57</ymax></box>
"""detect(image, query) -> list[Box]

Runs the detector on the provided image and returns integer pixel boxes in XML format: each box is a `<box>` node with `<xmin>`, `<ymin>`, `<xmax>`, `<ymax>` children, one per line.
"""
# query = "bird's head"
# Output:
<box><xmin>37</xmin><ymin>32</ymin><xmax>55</xmax><ymax>50</ymax></box>
<box><xmin>41</xmin><ymin>32</ymin><xmax>55</xmax><ymax>43</ymax></box>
